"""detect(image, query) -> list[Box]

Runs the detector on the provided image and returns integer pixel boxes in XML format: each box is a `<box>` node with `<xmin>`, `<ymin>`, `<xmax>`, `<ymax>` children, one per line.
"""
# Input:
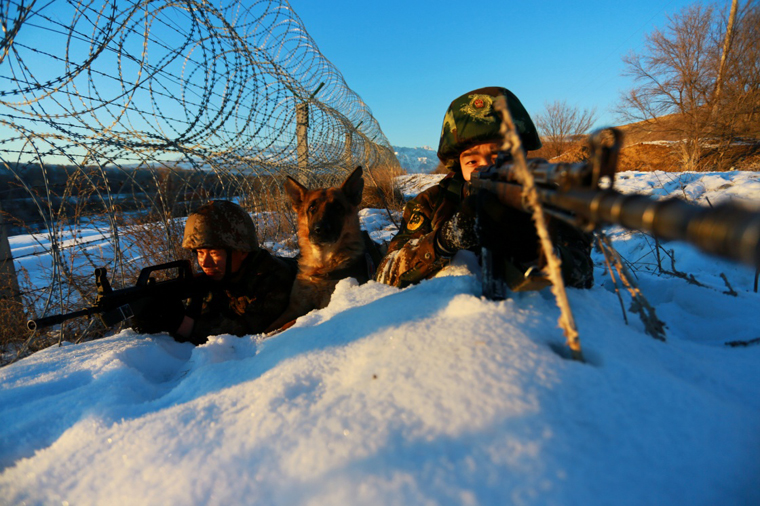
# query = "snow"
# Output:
<box><xmin>2</xmin><ymin>171</ymin><xmax>760</xmax><ymax>505</ymax></box>
<box><xmin>614</xmin><ymin>170</ymin><xmax>760</xmax><ymax>207</ymax></box>
<box><xmin>393</xmin><ymin>146</ymin><xmax>440</xmax><ymax>174</ymax></box>
<box><xmin>396</xmin><ymin>173</ymin><xmax>445</xmax><ymax>200</ymax></box>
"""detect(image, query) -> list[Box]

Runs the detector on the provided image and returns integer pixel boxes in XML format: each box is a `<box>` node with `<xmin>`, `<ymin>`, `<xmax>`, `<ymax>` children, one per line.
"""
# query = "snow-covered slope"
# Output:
<box><xmin>1</xmin><ymin>171</ymin><xmax>760</xmax><ymax>506</ymax></box>
<box><xmin>395</xmin><ymin>173</ymin><xmax>444</xmax><ymax>200</ymax></box>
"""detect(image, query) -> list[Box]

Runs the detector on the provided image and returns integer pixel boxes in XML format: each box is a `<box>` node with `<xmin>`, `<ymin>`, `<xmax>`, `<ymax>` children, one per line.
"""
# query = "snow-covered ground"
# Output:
<box><xmin>1</xmin><ymin>171</ymin><xmax>760</xmax><ymax>506</ymax></box>
<box><xmin>393</xmin><ymin>145</ymin><xmax>439</xmax><ymax>174</ymax></box>
<box><xmin>395</xmin><ymin>173</ymin><xmax>444</xmax><ymax>200</ymax></box>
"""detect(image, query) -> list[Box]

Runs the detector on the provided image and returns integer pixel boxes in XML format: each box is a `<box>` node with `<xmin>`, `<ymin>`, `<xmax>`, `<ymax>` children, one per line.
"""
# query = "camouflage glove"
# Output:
<box><xmin>130</xmin><ymin>296</ymin><xmax>186</xmax><ymax>335</ymax></box>
<box><xmin>434</xmin><ymin>198</ymin><xmax>478</xmax><ymax>257</ymax></box>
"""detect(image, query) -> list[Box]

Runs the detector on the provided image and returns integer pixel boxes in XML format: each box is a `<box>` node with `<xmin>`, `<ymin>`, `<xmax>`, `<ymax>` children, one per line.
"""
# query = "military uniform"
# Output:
<box><xmin>376</xmin><ymin>86</ymin><xmax>593</xmax><ymax>291</ymax></box>
<box><xmin>376</xmin><ymin>174</ymin><xmax>594</xmax><ymax>290</ymax></box>
<box><xmin>180</xmin><ymin>250</ymin><xmax>296</xmax><ymax>345</ymax></box>
<box><xmin>131</xmin><ymin>200</ymin><xmax>297</xmax><ymax>343</ymax></box>
<box><xmin>376</xmin><ymin>173</ymin><xmax>462</xmax><ymax>288</ymax></box>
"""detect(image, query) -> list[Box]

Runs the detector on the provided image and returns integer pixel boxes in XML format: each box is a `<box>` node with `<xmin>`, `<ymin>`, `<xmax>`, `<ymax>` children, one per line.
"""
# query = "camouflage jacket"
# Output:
<box><xmin>375</xmin><ymin>172</ymin><xmax>594</xmax><ymax>290</ymax></box>
<box><xmin>375</xmin><ymin>173</ymin><xmax>462</xmax><ymax>288</ymax></box>
<box><xmin>182</xmin><ymin>250</ymin><xmax>296</xmax><ymax>345</ymax></box>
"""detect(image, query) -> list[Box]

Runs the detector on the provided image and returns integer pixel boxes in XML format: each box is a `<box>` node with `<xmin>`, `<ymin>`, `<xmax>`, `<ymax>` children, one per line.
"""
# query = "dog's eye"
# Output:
<box><xmin>307</xmin><ymin>202</ymin><xmax>317</xmax><ymax>214</ymax></box>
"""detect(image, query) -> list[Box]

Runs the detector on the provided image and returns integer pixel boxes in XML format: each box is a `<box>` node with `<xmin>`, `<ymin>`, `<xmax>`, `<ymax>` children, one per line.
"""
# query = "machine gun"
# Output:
<box><xmin>469</xmin><ymin>128</ymin><xmax>760</xmax><ymax>300</ymax></box>
<box><xmin>27</xmin><ymin>260</ymin><xmax>206</xmax><ymax>331</ymax></box>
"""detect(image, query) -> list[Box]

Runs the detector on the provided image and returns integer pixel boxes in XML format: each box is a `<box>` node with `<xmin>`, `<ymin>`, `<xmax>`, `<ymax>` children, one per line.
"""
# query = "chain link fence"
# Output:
<box><xmin>0</xmin><ymin>0</ymin><xmax>401</xmax><ymax>354</ymax></box>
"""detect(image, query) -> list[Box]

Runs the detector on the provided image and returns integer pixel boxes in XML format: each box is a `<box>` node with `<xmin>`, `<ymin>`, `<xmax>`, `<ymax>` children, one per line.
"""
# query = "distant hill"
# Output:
<box><xmin>393</xmin><ymin>146</ymin><xmax>440</xmax><ymax>174</ymax></box>
<box><xmin>543</xmin><ymin>115</ymin><xmax>760</xmax><ymax>172</ymax></box>
<box><xmin>395</xmin><ymin>121</ymin><xmax>760</xmax><ymax>174</ymax></box>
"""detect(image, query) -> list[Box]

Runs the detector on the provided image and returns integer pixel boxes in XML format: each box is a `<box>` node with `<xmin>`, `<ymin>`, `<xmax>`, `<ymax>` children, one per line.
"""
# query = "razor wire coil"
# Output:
<box><xmin>0</xmin><ymin>0</ymin><xmax>399</xmax><ymax>341</ymax></box>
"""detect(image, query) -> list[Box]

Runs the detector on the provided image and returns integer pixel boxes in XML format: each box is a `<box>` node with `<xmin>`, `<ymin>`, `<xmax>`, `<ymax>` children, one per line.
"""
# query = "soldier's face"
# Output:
<box><xmin>196</xmin><ymin>249</ymin><xmax>248</xmax><ymax>280</ymax></box>
<box><xmin>459</xmin><ymin>143</ymin><xmax>500</xmax><ymax>181</ymax></box>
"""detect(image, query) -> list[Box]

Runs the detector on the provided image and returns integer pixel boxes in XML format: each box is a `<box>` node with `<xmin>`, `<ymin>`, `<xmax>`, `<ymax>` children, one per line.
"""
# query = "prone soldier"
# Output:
<box><xmin>131</xmin><ymin>200</ymin><xmax>296</xmax><ymax>344</ymax></box>
<box><xmin>376</xmin><ymin>86</ymin><xmax>594</xmax><ymax>292</ymax></box>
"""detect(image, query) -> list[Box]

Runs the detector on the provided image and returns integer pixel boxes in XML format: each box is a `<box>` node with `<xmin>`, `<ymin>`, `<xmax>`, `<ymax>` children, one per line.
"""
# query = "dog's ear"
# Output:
<box><xmin>341</xmin><ymin>166</ymin><xmax>364</xmax><ymax>207</ymax></box>
<box><xmin>284</xmin><ymin>176</ymin><xmax>307</xmax><ymax>207</ymax></box>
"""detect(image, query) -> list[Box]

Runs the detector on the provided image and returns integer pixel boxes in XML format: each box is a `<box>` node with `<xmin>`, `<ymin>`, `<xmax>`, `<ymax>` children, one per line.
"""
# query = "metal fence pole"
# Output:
<box><xmin>344</xmin><ymin>130</ymin><xmax>353</xmax><ymax>167</ymax></box>
<box><xmin>296</xmin><ymin>102</ymin><xmax>309</xmax><ymax>171</ymax></box>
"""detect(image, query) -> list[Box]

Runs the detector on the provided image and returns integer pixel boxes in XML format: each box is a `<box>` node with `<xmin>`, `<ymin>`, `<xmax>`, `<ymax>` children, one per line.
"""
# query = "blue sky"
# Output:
<box><xmin>292</xmin><ymin>0</ymin><xmax>701</xmax><ymax>148</ymax></box>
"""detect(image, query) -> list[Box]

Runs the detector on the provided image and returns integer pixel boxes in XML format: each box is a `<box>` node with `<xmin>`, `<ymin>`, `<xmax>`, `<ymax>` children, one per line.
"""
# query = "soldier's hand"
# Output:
<box><xmin>435</xmin><ymin>199</ymin><xmax>478</xmax><ymax>257</ymax></box>
<box><xmin>130</xmin><ymin>296</ymin><xmax>186</xmax><ymax>335</ymax></box>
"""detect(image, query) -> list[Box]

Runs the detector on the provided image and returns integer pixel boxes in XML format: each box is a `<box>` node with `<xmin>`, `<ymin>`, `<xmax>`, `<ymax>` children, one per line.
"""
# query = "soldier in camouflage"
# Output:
<box><xmin>376</xmin><ymin>86</ymin><xmax>594</xmax><ymax>291</ymax></box>
<box><xmin>131</xmin><ymin>200</ymin><xmax>295</xmax><ymax>344</ymax></box>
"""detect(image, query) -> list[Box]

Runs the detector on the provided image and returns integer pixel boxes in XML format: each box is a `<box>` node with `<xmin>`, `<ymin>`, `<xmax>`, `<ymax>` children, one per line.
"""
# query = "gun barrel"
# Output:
<box><xmin>27</xmin><ymin>307</ymin><xmax>99</xmax><ymax>331</ymax></box>
<box><xmin>472</xmin><ymin>160</ymin><xmax>593</xmax><ymax>191</ymax></box>
<box><xmin>542</xmin><ymin>188</ymin><xmax>760</xmax><ymax>268</ymax></box>
<box><xmin>25</xmin><ymin>259</ymin><xmax>202</xmax><ymax>333</ymax></box>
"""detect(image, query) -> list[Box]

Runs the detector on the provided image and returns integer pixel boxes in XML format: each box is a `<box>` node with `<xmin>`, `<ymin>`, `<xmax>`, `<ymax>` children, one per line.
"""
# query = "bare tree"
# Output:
<box><xmin>618</xmin><ymin>1</ymin><xmax>760</xmax><ymax>171</ymax></box>
<box><xmin>534</xmin><ymin>100</ymin><xmax>597</xmax><ymax>158</ymax></box>
<box><xmin>711</xmin><ymin>1</ymin><xmax>760</xmax><ymax>163</ymax></box>
<box><xmin>712</xmin><ymin>0</ymin><xmax>739</xmax><ymax>105</ymax></box>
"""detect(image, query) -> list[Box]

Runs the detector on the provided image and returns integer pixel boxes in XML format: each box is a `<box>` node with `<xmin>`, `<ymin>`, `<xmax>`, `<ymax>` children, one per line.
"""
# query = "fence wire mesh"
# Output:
<box><xmin>0</xmin><ymin>0</ymin><xmax>400</xmax><ymax>351</ymax></box>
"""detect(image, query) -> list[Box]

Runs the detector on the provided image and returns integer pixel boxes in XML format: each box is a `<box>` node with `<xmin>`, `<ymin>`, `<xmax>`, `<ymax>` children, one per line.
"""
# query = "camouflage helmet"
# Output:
<box><xmin>182</xmin><ymin>200</ymin><xmax>259</xmax><ymax>252</ymax></box>
<box><xmin>437</xmin><ymin>87</ymin><xmax>542</xmax><ymax>169</ymax></box>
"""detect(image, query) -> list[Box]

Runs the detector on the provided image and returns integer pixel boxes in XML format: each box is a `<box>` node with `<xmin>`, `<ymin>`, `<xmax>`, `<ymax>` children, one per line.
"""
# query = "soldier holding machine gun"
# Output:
<box><xmin>376</xmin><ymin>86</ymin><xmax>760</xmax><ymax>299</ymax></box>
<box><xmin>135</xmin><ymin>200</ymin><xmax>296</xmax><ymax>344</ymax></box>
<box><xmin>376</xmin><ymin>86</ymin><xmax>595</xmax><ymax>292</ymax></box>
<box><xmin>29</xmin><ymin>201</ymin><xmax>296</xmax><ymax>345</ymax></box>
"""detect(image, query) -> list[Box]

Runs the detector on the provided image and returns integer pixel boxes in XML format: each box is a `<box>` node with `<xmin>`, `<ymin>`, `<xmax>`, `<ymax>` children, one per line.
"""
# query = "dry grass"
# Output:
<box><xmin>615</xmin><ymin>141</ymin><xmax>760</xmax><ymax>172</ymax></box>
<box><xmin>432</xmin><ymin>161</ymin><xmax>450</xmax><ymax>175</ymax></box>
<box><xmin>0</xmin><ymin>264</ymin><xmax>97</xmax><ymax>365</ymax></box>
<box><xmin>0</xmin><ymin>271</ymin><xmax>29</xmax><ymax>358</ymax></box>
<box><xmin>613</xmin><ymin>115</ymin><xmax>760</xmax><ymax>172</ymax></box>
<box><xmin>120</xmin><ymin>213</ymin><xmax>190</xmax><ymax>271</ymax></box>
<box><xmin>534</xmin><ymin>118</ymin><xmax>760</xmax><ymax>172</ymax></box>
<box><xmin>616</xmin><ymin>143</ymin><xmax>684</xmax><ymax>172</ymax></box>
<box><xmin>616</xmin><ymin>115</ymin><xmax>687</xmax><ymax>144</ymax></box>
<box><xmin>530</xmin><ymin>141</ymin><xmax>579</xmax><ymax>162</ymax></box>
<box><xmin>362</xmin><ymin>164</ymin><xmax>407</xmax><ymax>212</ymax></box>
<box><xmin>541</xmin><ymin>142</ymin><xmax>589</xmax><ymax>163</ymax></box>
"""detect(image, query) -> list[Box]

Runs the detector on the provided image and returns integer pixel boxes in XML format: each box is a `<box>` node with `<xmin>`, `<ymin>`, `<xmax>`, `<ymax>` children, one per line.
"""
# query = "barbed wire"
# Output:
<box><xmin>0</xmin><ymin>0</ymin><xmax>400</xmax><ymax>342</ymax></box>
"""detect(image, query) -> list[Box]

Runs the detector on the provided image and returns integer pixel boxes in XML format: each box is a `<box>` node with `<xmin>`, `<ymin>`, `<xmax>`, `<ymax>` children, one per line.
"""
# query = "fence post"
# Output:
<box><xmin>0</xmin><ymin>200</ymin><xmax>20</xmax><ymax>302</ymax></box>
<box><xmin>296</xmin><ymin>102</ymin><xmax>309</xmax><ymax>171</ymax></box>
<box><xmin>344</xmin><ymin>131</ymin><xmax>353</xmax><ymax>167</ymax></box>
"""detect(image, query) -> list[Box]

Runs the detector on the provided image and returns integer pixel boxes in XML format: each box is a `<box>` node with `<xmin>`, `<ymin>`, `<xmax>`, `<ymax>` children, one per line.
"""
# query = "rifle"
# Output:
<box><xmin>27</xmin><ymin>260</ymin><xmax>205</xmax><ymax>331</ymax></box>
<box><xmin>469</xmin><ymin>128</ymin><xmax>760</xmax><ymax>300</ymax></box>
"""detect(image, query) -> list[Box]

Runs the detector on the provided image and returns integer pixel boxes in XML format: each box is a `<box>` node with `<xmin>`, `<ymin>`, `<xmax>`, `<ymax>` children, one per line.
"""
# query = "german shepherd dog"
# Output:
<box><xmin>265</xmin><ymin>166</ymin><xmax>379</xmax><ymax>332</ymax></box>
